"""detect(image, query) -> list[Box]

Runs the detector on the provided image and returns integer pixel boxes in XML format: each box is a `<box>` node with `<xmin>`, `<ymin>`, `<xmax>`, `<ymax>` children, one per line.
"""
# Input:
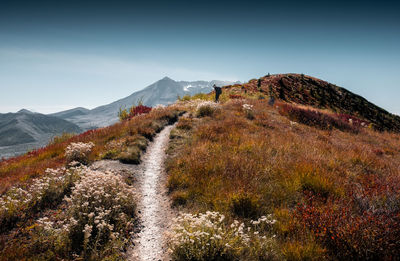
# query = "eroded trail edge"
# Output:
<box><xmin>128</xmin><ymin>125</ymin><xmax>175</xmax><ymax>261</ymax></box>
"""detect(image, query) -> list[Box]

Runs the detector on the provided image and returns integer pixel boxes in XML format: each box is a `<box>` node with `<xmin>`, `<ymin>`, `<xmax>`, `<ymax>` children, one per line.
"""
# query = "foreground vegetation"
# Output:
<box><xmin>166</xmin><ymin>90</ymin><xmax>400</xmax><ymax>260</ymax></box>
<box><xmin>1</xmin><ymin>75</ymin><xmax>400</xmax><ymax>260</ymax></box>
<box><xmin>0</xmin><ymin>106</ymin><xmax>183</xmax><ymax>194</ymax></box>
<box><xmin>0</xmin><ymin>105</ymin><xmax>184</xmax><ymax>260</ymax></box>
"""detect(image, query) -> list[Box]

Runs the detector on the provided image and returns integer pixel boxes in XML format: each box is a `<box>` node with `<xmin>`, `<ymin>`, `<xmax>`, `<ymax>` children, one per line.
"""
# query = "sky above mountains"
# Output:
<box><xmin>0</xmin><ymin>0</ymin><xmax>399</xmax><ymax>114</ymax></box>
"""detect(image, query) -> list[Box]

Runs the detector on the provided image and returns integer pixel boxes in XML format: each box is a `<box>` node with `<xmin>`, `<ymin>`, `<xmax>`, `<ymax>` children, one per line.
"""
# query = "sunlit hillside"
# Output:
<box><xmin>1</xmin><ymin>75</ymin><xmax>400</xmax><ymax>260</ymax></box>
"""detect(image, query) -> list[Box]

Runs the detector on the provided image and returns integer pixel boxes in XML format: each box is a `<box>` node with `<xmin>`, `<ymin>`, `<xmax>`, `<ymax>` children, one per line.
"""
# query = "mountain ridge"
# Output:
<box><xmin>228</xmin><ymin>73</ymin><xmax>400</xmax><ymax>132</ymax></box>
<box><xmin>0</xmin><ymin>111</ymin><xmax>82</xmax><ymax>147</ymax></box>
<box><xmin>52</xmin><ymin>77</ymin><xmax>239</xmax><ymax>130</ymax></box>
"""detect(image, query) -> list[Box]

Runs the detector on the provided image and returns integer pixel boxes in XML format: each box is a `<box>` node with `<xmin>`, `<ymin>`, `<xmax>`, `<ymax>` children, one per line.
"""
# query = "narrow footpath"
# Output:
<box><xmin>93</xmin><ymin>125</ymin><xmax>175</xmax><ymax>261</ymax></box>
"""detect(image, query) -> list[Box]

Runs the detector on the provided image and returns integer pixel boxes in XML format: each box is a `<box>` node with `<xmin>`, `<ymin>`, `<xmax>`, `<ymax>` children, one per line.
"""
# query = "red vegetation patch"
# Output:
<box><xmin>296</xmin><ymin>175</ymin><xmax>400</xmax><ymax>260</ymax></box>
<box><xmin>277</xmin><ymin>103</ymin><xmax>359</xmax><ymax>133</ymax></box>
<box><xmin>337</xmin><ymin>114</ymin><xmax>369</xmax><ymax>128</ymax></box>
<box><xmin>128</xmin><ymin>105</ymin><xmax>152</xmax><ymax>119</ymax></box>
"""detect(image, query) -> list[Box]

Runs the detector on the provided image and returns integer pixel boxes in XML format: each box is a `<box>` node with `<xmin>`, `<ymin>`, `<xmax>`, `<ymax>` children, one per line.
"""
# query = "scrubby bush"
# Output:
<box><xmin>171</xmin><ymin>191</ymin><xmax>189</xmax><ymax>207</ymax></box>
<box><xmin>0</xmin><ymin>166</ymin><xmax>83</xmax><ymax>233</ymax></box>
<box><xmin>176</xmin><ymin>117</ymin><xmax>193</xmax><ymax>130</ymax></box>
<box><xmin>196</xmin><ymin>101</ymin><xmax>218</xmax><ymax>118</ymax></box>
<box><xmin>65</xmin><ymin>142</ymin><xmax>94</xmax><ymax>165</ymax></box>
<box><xmin>36</xmin><ymin>169</ymin><xmax>136</xmax><ymax>259</ymax></box>
<box><xmin>119</xmin><ymin>102</ymin><xmax>152</xmax><ymax>122</ymax></box>
<box><xmin>230</xmin><ymin>193</ymin><xmax>260</xmax><ymax>219</ymax></box>
<box><xmin>242</xmin><ymin>103</ymin><xmax>255</xmax><ymax>120</ymax></box>
<box><xmin>118</xmin><ymin>106</ymin><xmax>129</xmax><ymax>121</ymax></box>
<box><xmin>167</xmin><ymin>211</ymin><xmax>279</xmax><ymax>261</ymax></box>
<box><xmin>129</xmin><ymin>104</ymin><xmax>152</xmax><ymax>118</ymax></box>
<box><xmin>118</xmin><ymin>146</ymin><xmax>141</xmax><ymax>164</ymax></box>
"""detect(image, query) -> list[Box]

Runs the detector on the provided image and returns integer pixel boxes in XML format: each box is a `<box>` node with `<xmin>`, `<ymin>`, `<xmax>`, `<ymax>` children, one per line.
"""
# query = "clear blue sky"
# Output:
<box><xmin>0</xmin><ymin>0</ymin><xmax>399</xmax><ymax>114</ymax></box>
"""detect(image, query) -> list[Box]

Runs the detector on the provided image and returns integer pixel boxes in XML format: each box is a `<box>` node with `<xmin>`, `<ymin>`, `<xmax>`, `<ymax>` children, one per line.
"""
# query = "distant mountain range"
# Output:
<box><xmin>50</xmin><ymin>77</ymin><xmax>239</xmax><ymax>130</ymax></box>
<box><xmin>0</xmin><ymin>109</ymin><xmax>82</xmax><ymax>158</ymax></box>
<box><xmin>0</xmin><ymin>77</ymin><xmax>238</xmax><ymax>158</ymax></box>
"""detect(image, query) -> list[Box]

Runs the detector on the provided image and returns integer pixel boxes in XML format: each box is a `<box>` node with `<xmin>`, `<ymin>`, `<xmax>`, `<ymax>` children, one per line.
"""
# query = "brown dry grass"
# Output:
<box><xmin>166</xmin><ymin>97</ymin><xmax>400</xmax><ymax>259</ymax></box>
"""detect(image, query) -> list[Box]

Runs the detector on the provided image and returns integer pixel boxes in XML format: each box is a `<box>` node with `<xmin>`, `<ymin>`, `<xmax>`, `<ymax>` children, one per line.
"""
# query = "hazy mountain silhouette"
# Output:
<box><xmin>52</xmin><ymin>77</ymin><xmax>239</xmax><ymax>130</ymax></box>
<box><xmin>0</xmin><ymin>110</ymin><xmax>81</xmax><ymax>147</ymax></box>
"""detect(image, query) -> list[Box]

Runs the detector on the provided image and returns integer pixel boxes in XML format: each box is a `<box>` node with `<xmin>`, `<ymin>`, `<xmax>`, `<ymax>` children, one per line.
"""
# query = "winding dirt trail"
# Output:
<box><xmin>128</xmin><ymin>125</ymin><xmax>175</xmax><ymax>261</ymax></box>
<box><xmin>93</xmin><ymin>125</ymin><xmax>175</xmax><ymax>261</ymax></box>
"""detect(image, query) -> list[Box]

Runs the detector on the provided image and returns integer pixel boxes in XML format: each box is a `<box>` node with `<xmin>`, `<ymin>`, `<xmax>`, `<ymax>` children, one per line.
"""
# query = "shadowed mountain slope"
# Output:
<box><xmin>0</xmin><ymin>110</ymin><xmax>82</xmax><ymax>147</ymax></box>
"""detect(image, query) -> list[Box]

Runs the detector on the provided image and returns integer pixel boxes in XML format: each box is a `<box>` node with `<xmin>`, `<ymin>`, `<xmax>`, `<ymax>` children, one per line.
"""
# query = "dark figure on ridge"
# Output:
<box><xmin>268</xmin><ymin>96</ymin><xmax>275</xmax><ymax>106</ymax></box>
<box><xmin>214</xmin><ymin>84</ymin><xmax>222</xmax><ymax>102</ymax></box>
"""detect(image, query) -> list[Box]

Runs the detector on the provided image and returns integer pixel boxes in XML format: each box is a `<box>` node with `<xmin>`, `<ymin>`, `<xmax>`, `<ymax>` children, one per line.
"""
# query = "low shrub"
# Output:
<box><xmin>119</xmin><ymin>104</ymin><xmax>152</xmax><ymax>121</ymax></box>
<box><xmin>118</xmin><ymin>146</ymin><xmax>141</xmax><ymax>164</ymax></box>
<box><xmin>196</xmin><ymin>101</ymin><xmax>218</xmax><ymax>117</ymax></box>
<box><xmin>243</xmin><ymin>103</ymin><xmax>255</xmax><ymax>120</ymax></box>
<box><xmin>230</xmin><ymin>193</ymin><xmax>261</xmax><ymax>219</ymax></box>
<box><xmin>167</xmin><ymin>211</ymin><xmax>279</xmax><ymax>261</ymax></box>
<box><xmin>171</xmin><ymin>191</ymin><xmax>189</xmax><ymax>207</ymax></box>
<box><xmin>129</xmin><ymin>104</ymin><xmax>152</xmax><ymax>118</ymax></box>
<box><xmin>299</xmin><ymin>171</ymin><xmax>336</xmax><ymax>200</ymax></box>
<box><xmin>36</xmin><ymin>169</ymin><xmax>136</xmax><ymax>260</ymax></box>
<box><xmin>65</xmin><ymin>142</ymin><xmax>95</xmax><ymax>165</ymax></box>
<box><xmin>176</xmin><ymin>117</ymin><xmax>193</xmax><ymax>130</ymax></box>
<box><xmin>0</xmin><ymin>166</ymin><xmax>83</xmax><ymax>233</ymax></box>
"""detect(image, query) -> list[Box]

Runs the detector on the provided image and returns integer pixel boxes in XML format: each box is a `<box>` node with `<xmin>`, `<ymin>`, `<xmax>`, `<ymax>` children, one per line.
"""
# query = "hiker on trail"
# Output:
<box><xmin>214</xmin><ymin>84</ymin><xmax>222</xmax><ymax>102</ymax></box>
<box><xmin>268</xmin><ymin>96</ymin><xmax>275</xmax><ymax>106</ymax></box>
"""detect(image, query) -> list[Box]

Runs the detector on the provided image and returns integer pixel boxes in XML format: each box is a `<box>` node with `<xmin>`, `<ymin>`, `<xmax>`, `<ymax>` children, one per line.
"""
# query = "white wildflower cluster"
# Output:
<box><xmin>0</xmin><ymin>166</ymin><xmax>85</xmax><ymax>228</ymax></box>
<box><xmin>167</xmin><ymin>211</ymin><xmax>278</xmax><ymax>260</ymax></box>
<box><xmin>38</xmin><ymin>169</ymin><xmax>136</xmax><ymax>255</ymax></box>
<box><xmin>195</xmin><ymin>100</ymin><xmax>218</xmax><ymax>111</ymax></box>
<box><xmin>65</xmin><ymin>142</ymin><xmax>95</xmax><ymax>164</ymax></box>
<box><xmin>242</xmin><ymin>103</ymin><xmax>255</xmax><ymax>120</ymax></box>
<box><xmin>153</xmin><ymin>104</ymin><xmax>166</xmax><ymax>110</ymax></box>
<box><xmin>242</xmin><ymin>103</ymin><xmax>254</xmax><ymax>111</ymax></box>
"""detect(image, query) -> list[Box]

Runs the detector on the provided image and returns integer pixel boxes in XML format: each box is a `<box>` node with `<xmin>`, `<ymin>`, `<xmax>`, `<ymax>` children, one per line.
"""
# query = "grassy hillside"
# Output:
<box><xmin>0</xmin><ymin>105</ymin><xmax>184</xmax><ymax>260</ymax></box>
<box><xmin>225</xmin><ymin>74</ymin><xmax>400</xmax><ymax>132</ymax></box>
<box><xmin>1</xmin><ymin>74</ymin><xmax>400</xmax><ymax>260</ymax></box>
<box><xmin>166</xmin><ymin>87</ymin><xmax>400</xmax><ymax>260</ymax></box>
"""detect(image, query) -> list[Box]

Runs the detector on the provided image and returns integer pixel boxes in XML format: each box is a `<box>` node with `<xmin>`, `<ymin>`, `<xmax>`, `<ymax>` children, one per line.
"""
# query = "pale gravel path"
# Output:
<box><xmin>92</xmin><ymin>125</ymin><xmax>175</xmax><ymax>261</ymax></box>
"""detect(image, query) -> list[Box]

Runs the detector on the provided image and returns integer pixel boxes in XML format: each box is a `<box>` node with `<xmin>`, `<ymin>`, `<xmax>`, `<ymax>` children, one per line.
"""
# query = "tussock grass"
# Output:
<box><xmin>167</xmin><ymin>96</ymin><xmax>400</xmax><ymax>259</ymax></box>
